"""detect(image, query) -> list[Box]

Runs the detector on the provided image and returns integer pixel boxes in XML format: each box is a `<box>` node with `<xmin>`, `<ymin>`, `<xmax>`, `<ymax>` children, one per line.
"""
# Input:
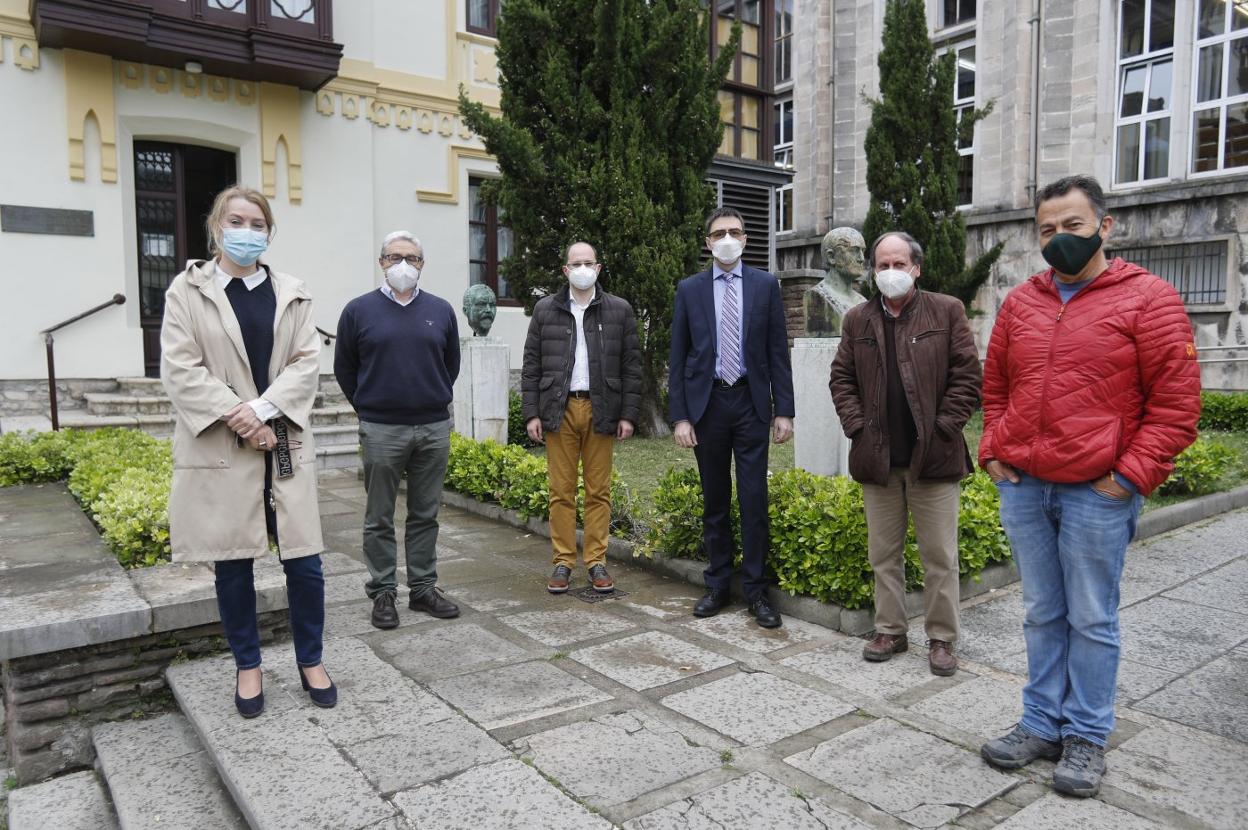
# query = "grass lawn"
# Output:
<box><xmin>529</xmin><ymin>411</ymin><xmax>1248</xmax><ymax>518</ymax></box>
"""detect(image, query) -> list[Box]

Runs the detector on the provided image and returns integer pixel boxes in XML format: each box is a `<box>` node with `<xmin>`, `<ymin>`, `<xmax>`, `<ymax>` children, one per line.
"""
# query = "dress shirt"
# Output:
<box><xmin>211</xmin><ymin>262</ymin><xmax>280</xmax><ymax>422</ymax></box>
<box><xmin>711</xmin><ymin>261</ymin><xmax>747</xmax><ymax>380</ymax></box>
<box><xmin>380</xmin><ymin>281</ymin><xmax>419</xmax><ymax>306</ymax></box>
<box><xmin>569</xmin><ymin>288</ymin><xmax>595</xmax><ymax>392</ymax></box>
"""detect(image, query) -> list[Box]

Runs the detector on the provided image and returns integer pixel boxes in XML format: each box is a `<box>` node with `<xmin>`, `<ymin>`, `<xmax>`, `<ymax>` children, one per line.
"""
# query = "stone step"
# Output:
<box><xmin>92</xmin><ymin>712</ymin><xmax>247</xmax><ymax>830</ymax></box>
<box><xmin>315</xmin><ymin>423</ymin><xmax>359</xmax><ymax>447</ymax></box>
<box><xmin>84</xmin><ymin>393</ymin><xmax>174</xmax><ymax>416</ymax></box>
<box><xmin>6</xmin><ymin>769</ymin><xmax>119</xmax><ymax>830</ymax></box>
<box><xmin>113</xmin><ymin>377</ymin><xmax>165</xmax><ymax>397</ymax></box>
<box><xmin>317</xmin><ymin>443</ymin><xmax>361</xmax><ymax>471</ymax></box>
<box><xmin>165</xmin><ymin>643</ymin><xmax>417</xmax><ymax>830</ymax></box>
<box><xmin>57</xmin><ymin>410</ymin><xmax>356</xmax><ymax>441</ymax></box>
<box><xmin>311</xmin><ymin>404</ymin><xmax>358</xmax><ymax>426</ymax></box>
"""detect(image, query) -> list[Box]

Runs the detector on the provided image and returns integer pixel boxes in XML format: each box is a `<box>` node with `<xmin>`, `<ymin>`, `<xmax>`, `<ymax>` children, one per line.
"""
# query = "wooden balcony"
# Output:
<box><xmin>32</xmin><ymin>0</ymin><xmax>342</xmax><ymax>90</ymax></box>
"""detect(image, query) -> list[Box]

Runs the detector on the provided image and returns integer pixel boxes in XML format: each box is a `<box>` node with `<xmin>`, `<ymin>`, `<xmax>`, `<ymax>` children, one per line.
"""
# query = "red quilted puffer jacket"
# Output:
<box><xmin>979</xmin><ymin>258</ymin><xmax>1201</xmax><ymax>496</ymax></box>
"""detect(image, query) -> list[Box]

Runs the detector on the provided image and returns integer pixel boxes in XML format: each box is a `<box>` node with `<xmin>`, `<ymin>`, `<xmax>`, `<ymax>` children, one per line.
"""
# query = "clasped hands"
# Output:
<box><xmin>673</xmin><ymin>416</ymin><xmax>792</xmax><ymax>449</ymax></box>
<box><xmin>224</xmin><ymin>403</ymin><xmax>276</xmax><ymax>452</ymax></box>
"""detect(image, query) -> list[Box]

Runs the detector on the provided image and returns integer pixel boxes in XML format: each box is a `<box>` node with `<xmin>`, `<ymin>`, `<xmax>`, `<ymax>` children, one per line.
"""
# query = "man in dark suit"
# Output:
<box><xmin>668</xmin><ymin>207</ymin><xmax>795</xmax><ymax>628</ymax></box>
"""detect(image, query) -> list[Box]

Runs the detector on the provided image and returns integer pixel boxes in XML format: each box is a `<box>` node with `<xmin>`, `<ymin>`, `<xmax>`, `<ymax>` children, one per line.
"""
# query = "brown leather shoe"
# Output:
<box><xmin>547</xmin><ymin>565</ymin><xmax>572</xmax><ymax>594</ymax></box>
<box><xmin>588</xmin><ymin>564</ymin><xmax>614</xmax><ymax>593</ymax></box>
<box><xmin>928</xmin><ymin>639</ymin><xmax>957</xmax><ymax>676</ymax></box>
<box><xmin>863</xmin><ymin>632</ymin><xmax>908</xmax><ymax>662</ymax></box>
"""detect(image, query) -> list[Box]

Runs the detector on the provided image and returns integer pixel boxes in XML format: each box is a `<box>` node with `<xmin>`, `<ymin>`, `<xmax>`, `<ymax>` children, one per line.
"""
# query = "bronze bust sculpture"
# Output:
<box><xmin>804</xmin><ymin>227</ymin><xmax>868</xmax><ymax>337</ymax></box>
<box><xmin>463</xmin><ymin>283</ymin><xmax>497</xmax><ymax>337</ymax></box>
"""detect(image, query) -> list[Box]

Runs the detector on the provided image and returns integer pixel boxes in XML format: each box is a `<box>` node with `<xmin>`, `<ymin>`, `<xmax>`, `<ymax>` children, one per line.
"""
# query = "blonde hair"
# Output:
<box><xmin>205</xmin><ymin>185</ymin><xmax>275</xmax><ymax>257</ymax></box>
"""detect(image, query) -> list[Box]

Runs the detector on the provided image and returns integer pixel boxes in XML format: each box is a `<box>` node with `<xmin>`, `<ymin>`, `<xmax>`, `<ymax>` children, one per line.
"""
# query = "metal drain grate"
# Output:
<box><xmin>572</xmin><ymin>587</ymin><xmax>630</xmax><ymax>603</ymax></box>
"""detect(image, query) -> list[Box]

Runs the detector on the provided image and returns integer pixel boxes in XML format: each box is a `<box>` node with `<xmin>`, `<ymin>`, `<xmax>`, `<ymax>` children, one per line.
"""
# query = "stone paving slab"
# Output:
<box><xmin>1119</xmin><ymin>512</ymin><xmax>1248</xmax><ymax>606</ymax></box>
<box><xmin>1106</xmin><ymin>722</ymin><xmax>1248</xmax><ymax>830</ymax></box>
<box><xmin>515</xmin><ymin>710</ymin><xmax>723</xmax><ymax>809</ymax></box>
<box><xmin>101</xmin><ymin>748</ymin><xmax>247</xmax><ymax>830</ymax></box>
<box><xmin>784</xmin><ymin>718</ymin><xmax>1017</xmax><ymax>828</ymax></box>
<box><xmin>955</xmin><ymin>589</ymin><xmax>1027</xmax><ymax>665</ymax></box>
<box><xmin>344</xmin><ymin>711</ymin><xmax>510</xmax><ymax>795</ymax></box>
<box><xmin>497</xmin><ymin>607</ymin><xmax>637</xmax><ymax>647</ymax></box>
<box><xmin>0</xmin><ymin>531</ymin><xmax>113</xmax><ymax>571</ymax></box>
<box><xmin>392</xmin><ymin>758</ymin><xmax>611</xmax><ymax>829</ymax></box>
<box><xmin>623</xmin><ymin>770</ymin><xmax>873</xmax><ymax>830</ymax></box>
<box><xmin>1114</xmin><ymin>658</ymin><xmax>1180</xmax><ymax>705</ymax></box>
<box><xmin>6</xmin><ymin>769</ymin><xmax>117</xmax><ymax>830</ymax></box>
<box><xmin>907</xmin><ymin>675</ymin><xmax>1024</xmax><ymax>740</ymax></box>
<box><xmin>780</xmin><ymin>638</ymin><xmax>937</xmax><ymax>700</ymax></box>
<box><xmin>993</xmin><ymin>792</ymin><xmax>1162</xmax><ymax>829</ymax></box>
<box><xmin>371</xmin><ymin>621</ymin><xmax>534</xmax><ymax>681</ymax></box>
<box><xmin>682</xmin><ymin>609</ymin><xmax>831</xmax><ymax>654</ymax></box>
<box><xmin>431</xmin><ymin>659</ymin><xmax>613</xmax><ymax>729</ymax></box>
<box><xmin>1161</xmin><ymin>555</ymin><xmax>1248</xmax><ymax>615</ymax></box>
<box><xmin>571</xmin><ymin>630</ymin><xmax>735</xmax><ymax>690</ymax></box>
<box><xmin>1118</xmin><ymin>596</ymin><xmax>1248</xmax><ymax>674</ymax></box>
<box><xmin>1133</xmin><ymin>648</ymin><xmax>1248</xmax><ymax>743</ymax></box>
<box><xmin>661</xmin><ymin>670</ymin><xmax>855</xmax><ymax>746</ymax></box>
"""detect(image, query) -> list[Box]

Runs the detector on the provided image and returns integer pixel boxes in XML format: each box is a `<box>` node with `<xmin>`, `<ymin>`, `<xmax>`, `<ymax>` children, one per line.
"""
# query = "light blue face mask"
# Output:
<box><xmin>221</xmin><ymin>228</ymin><xmax>269</xmax><ymax>266</ymax></box>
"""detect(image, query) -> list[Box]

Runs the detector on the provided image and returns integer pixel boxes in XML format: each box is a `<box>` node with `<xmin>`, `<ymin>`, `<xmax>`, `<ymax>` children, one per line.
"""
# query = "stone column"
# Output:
<box><xmin>792</xmin><ymin>337</ymin><xmax>850</xmax><ymax>478</ymax></box>
<box><xmin>452</xmin><ymin>337</ymin><xmax>510</xmax><ymax>444</ymax></box>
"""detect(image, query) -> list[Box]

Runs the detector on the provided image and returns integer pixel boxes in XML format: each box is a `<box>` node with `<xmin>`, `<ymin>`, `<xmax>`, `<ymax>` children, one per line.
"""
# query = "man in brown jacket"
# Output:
<box><xmin>830</xmin><ymin>231</ymin><xmax>982</xmax><ymax>675</ymax></box>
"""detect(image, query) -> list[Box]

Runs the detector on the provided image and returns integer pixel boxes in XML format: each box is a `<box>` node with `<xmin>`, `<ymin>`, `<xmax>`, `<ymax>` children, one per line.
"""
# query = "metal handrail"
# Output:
<box><xmin>1196</xmin><ymin>345</ymin><xmax>1248</xmax><ymax>351</ymax></box>
<box><xmin>315</xmin><ymin>326</ymin><xmax>336</xmax><ymax>345</ymax></box>
<box><xmin>39</xmin><ymin>294</ymin><xmax>127</xmax><ymax>430</ymax></box>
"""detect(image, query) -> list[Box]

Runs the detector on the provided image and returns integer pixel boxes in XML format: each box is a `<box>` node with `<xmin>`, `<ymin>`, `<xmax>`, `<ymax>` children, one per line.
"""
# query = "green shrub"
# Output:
<box><xmin>92</xmin><ymin>467</ymin><xmax>171</xmax><ymax>568</ymax></box>
<box><xmin>0</xmin><ymin>429</ymin><xmax>84</xmax><ymax>486</ymax></box>
<box><xmin>507</xmin><ymin>390</ymin><xmax>537</xmax><ymax>448</ymax></box>
<box><xmin>1159</xmin><ymin>436</ymin><xmax>1236</xmax><ymax>496</ymax></box>
<box><xmin>640</xmin><ymin>466</ymin><xmax>739</xmax><ymax>560</ymax></box>
<box><xmin>1199</xmin><ymin>390</ymin><xmax>1248</xmax><ymax>432</ymax></box>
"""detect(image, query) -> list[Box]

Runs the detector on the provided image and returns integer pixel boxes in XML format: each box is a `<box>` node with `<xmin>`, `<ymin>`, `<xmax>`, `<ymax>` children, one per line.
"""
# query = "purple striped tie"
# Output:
<box><xmin>720</xmin><ymin>275</ymin><xmax>742</xmax><ymax>385</ymax></box>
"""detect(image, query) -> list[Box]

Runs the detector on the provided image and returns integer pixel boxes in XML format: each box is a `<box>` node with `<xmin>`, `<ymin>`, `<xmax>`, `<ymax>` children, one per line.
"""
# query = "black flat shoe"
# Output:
<box><xmin>235</xmin><ymin>670</ymin><xmax>264</xmax><ymax>719</ymax></box>
<box><xmin>748</xmin><ymin>596</ymin><xmax>782</xmax><ymax>629</ymax></box>
<box><xmin>299</xmin><ymin>664</ymin><xmax>338</xmax><ymax>709</ymax></box>
<box><xmin>409</xmin><ymin>587</ymin><xmax>460</xmax><ymax>619</ymax></box>
<box><xmin>693</xmin><ymin>588</ymin><xmax>730</xmax><ymax>618</ymax></box>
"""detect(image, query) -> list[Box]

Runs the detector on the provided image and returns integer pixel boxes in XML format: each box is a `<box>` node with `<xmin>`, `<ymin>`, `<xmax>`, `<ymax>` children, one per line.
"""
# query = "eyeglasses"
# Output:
<box><xmin>566</xmin><ymin>261</ymin><xmax>598</xmax><ymax>268</ymax></box>
<box><xmin>707</xmin><ymin>228</ymin><xmax>745</xmax><ymax>240</ymax></box>
<box><xmin>382</xmin><ymin>254</ymin><xmax>425</xmax><ymax>265</ymax></box>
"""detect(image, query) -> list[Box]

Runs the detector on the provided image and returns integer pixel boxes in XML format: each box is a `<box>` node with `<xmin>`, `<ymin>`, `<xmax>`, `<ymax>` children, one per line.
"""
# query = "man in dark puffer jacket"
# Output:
<box><xmin>978</xmin><ymin>176</ymin><xmax>1201</xmax><ymax>798</ymax></box>
<box><xmin>522</xmin><ymin>242</ymin><xmax>642</xmax><ymax>595</ymax></box>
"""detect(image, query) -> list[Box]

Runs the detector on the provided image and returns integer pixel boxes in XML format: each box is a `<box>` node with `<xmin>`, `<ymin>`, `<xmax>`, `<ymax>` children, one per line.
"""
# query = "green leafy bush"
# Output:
<box><xmin>0</xmin><ymin>428</ymin><xmax>172</xmax><ymax>567</ymax></box>
<box><xmin>640</xmin><ymin>466</ymin><xmax>739</xmax><ymax>560</ymax></box>
<box><xmin>507</xmin><ymin>390</ymin><xmax>536</xmax><ymax>448</ymax></box>
<box><xmin>1159</xmin><ymin>436</ymin><xmax>1236</xmax><ymax>496</ymax></box>
<box><xmin>1199</xmin><ymin>391</ymin><xmax>1248</xmax><ymax>432</ymax></box>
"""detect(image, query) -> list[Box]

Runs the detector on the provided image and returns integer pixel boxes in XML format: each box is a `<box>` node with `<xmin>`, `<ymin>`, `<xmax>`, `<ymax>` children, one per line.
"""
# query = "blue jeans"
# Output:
<box><xmin>996</xmin><ymin>474</ymin><xmax>1141</xmax><ymax>746</ymax></box>
<box><xmin>214</xmin><ymin>555</ymin><xmax>325</xmax><ymax>670</ymax></box>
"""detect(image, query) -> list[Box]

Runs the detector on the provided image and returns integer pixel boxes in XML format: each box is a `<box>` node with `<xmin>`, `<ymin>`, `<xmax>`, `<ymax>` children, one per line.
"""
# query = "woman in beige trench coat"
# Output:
<box><xmin>161</xmin><ymin>185</ymin><xmax>335</xmax><ymax>717</ymax></box>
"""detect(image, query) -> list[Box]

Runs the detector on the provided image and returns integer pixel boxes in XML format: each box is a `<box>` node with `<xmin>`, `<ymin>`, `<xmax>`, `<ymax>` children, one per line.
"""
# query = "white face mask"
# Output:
<box><xmin>874</xmin><ymin>267</ymin><xmax>916</xmax><ymax>299</ymax></box>
<box><xmin>568</xmin><ymin>265</ymin><xmax>598</xmax><ymax>291</ymax></box>
<box><xmin>710</xmin><ymin>236</ymin><xmax>745</xmax><ymax>265</ymax></box>
<box><xmin>385</xmin><ymin>260</ymin><xmax>420</xmax><ymax>294</ymax></box>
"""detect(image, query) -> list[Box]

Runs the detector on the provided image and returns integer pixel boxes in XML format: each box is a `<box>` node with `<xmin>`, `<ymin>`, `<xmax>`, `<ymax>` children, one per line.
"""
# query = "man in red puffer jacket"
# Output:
<box><xmin>977</xmin><ymin>176</ymin><xmax>1200</xmax><ymax>798</ymax></box>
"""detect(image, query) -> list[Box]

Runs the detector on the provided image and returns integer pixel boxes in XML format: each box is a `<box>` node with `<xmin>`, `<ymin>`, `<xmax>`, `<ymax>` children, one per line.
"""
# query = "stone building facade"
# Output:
<box><xmin>780</xmin><ymin>0</ymin><xmax>1248</xmax><ymax>389</ymax></box>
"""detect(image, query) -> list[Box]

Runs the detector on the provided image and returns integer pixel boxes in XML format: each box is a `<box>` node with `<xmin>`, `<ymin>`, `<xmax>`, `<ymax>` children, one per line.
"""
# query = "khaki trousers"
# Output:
<box><xmin>546</xmin><ymin>398</ymin><xmax>614</xmax><ymax>569</ymax></box>
<box><xmin>861</xmin><ymin>469</ymin><xmax>960</xmax><ymax>642</ymax></box>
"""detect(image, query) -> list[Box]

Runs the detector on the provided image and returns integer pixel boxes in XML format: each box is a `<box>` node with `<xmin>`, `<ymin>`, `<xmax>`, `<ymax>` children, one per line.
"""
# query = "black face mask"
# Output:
<box><xmin>1041</xmin><ymin>224</ymin><xmax>1104</xmax><ymax>277</ymax></box>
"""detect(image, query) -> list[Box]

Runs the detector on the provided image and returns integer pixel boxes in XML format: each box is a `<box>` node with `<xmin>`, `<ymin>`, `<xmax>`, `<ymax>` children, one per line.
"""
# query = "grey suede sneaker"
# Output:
<box><xmin>1052</xmin><ymin>736</ymin><xmax>1106</xmax><ymax>798</ymax></box>
<box><xmin>981</xmin><ymin>725</ymin><xmax>1063</xmax><ymax>770</ymax></box>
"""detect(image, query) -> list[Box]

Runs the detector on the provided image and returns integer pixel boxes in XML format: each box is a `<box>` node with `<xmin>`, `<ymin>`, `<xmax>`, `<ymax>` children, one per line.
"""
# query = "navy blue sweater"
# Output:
<box><xmin>333</xmin><ymin>289</ymin><xmax>461</xmax><ymax>425</ymax></box>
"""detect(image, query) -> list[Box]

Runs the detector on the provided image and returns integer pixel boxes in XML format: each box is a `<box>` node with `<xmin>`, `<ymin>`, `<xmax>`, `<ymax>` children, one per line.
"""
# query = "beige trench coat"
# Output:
<box><xmin>160</xmin><ymin>260</ymin><xmax>324</xmax><ymax>562</ymax></box>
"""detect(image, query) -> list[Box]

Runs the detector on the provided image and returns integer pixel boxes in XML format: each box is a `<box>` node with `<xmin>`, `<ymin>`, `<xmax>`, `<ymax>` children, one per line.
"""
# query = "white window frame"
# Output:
<box><xmin>1189</xmin><ymin>0</ymin><xmax>1248</xmax><ymax>178</ymax></box>
<box><xmin>935</xmin><ymin>36</ymin><xmax>977</xmax><ymax>207</ymax></box>
<box><xmin>1113</xmin><ymin>0</ymin><xmax>1176</xmax><ymax>188</ymax></box>
<box><xmin>935</xmin><ymin>0</ymin><xmax>975</xmax><ymax>32</ymax></box>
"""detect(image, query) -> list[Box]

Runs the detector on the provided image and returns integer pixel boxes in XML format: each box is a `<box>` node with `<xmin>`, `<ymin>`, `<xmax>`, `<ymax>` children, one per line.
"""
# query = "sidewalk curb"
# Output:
<box><xmin>1135</xmin><ymin>484</ymin><xmax>1248</xmax><ymax>540</ymax></box>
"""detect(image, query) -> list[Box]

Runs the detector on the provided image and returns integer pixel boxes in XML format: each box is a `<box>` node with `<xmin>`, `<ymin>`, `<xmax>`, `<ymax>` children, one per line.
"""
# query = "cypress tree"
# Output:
<box><xmin>459</xmin><ymin>0</ymin><xmax>737</xmax><ymax>434</ymax></box>
<box><xmin>862</xmin><ymin>0</ymin><xmax>1001</xmax><ymax>306</ymax></box>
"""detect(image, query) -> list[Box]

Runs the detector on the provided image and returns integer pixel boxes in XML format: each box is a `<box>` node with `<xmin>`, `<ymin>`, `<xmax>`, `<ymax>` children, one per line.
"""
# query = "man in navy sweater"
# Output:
<box><xmin>335</xmin><ymin>231</ymin><xmax>462</xmax><ymax>629</ymax></box>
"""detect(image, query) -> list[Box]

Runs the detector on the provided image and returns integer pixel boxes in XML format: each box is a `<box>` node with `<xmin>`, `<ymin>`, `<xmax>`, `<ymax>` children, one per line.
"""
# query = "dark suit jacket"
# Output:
<box><xmin>668</xmin><ymin>264</ymin><xmax>795</xmax><ymax>425</ymax></box>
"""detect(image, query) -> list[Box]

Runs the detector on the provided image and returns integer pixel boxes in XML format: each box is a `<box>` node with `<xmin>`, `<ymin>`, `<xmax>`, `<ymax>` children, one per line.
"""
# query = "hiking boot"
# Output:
<box><xmin>1052</xmin><ymin>736</ymin><xmax>1106</xmax><ymax>798</ymax></box>
<box><xmin>748</xmin><ymin>595</ymin><xmax>782</xmax><ymax>628</ymax></box>
<box><xmin>409</xmin><ymin>587</ymin><xmax>460</xmax><ymax>619</ymax></box>
<box><xmin>981</xmin><ymin>725</ymin><xmax>1063</xmax><ymax>770</ymax></box>
<box><xmin>548</xmin><ymin>565</ymin><xmax>572</xmax><ymax>594</ymax></box>
<box><xmin>588</xmin><ymin>564</ymin><xmax>614</xmax><ymax>593</ymax></box>
<box><xmin>928</xmin><ymin>639</ymin><xmax>958</xmax><ymax>676</ymax></box>
<box><xmin>862</xmin><ymin>632</ymin><xmax>907</xmax><ymax>662</ymax></box>
<box><xmin>693</xmin><ymin>588</ymin><xmax>730</xmax><ymax>618</ymax></box>
<box><xmin>371</xmin><ymin>591</ymin><xmax>399</xmax><ymax>630</ymax></box>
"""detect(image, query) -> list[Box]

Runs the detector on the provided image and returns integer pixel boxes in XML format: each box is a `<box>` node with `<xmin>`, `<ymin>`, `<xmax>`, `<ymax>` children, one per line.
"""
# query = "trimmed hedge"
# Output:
<box><xmin>641</xmin><ymin>466</ymin><xmax>1012</xmax><ymax>609</ymax></box>
<box><xmin>1159</xmin><ymin>436</ymin><xmax>1238</xmax><ymax>496</ymax></box>
<box><xmin>0</xmin><ymin>428</ymin><xmax>172</xmax><ymax>567</ymax></box>
<box><xmin>1200</xmin><ymin>390</ymin><xmax>1248</xmax><ymax>432</ymax></box>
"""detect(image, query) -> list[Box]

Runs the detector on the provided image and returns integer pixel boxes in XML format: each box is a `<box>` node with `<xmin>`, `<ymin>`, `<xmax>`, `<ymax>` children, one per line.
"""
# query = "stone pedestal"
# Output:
<box><xmin>452</xmin><ymin>337</ymin><xmax>510</xmax><ymax>444</ymax></box>
<box><xmin>792</xmin><ymin>337</ymin><xmax>850</xmax><ymax>478</ymax></box>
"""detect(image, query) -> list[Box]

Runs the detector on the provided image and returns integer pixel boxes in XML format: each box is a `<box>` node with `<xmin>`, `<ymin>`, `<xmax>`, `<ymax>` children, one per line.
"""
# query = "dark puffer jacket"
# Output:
<box><xmin>521</xmin><ymin>286</ymin><xmax>642</xmax><ymax>434</ymax></box>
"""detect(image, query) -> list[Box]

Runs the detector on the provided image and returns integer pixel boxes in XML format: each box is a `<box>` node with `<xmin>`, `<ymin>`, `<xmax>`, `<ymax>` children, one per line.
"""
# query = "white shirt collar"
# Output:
<box><xmin>379</xmin><ymin>282</ymin><xmax>419</xmax><ymax>306</ymax></box>
<box><xmin>712</xmin><ymin>261</ymin><xmax>743</xmax><ymax>279</ymax></box>
<box><xmin>212</xmin><ymin>261</ymin><xmax>267</xmax><ymax>292</ymax></box>
<box><xmin>569</xmin><ymin>287</ymin><xmax>596</xmax><ymax>309</ymax></box>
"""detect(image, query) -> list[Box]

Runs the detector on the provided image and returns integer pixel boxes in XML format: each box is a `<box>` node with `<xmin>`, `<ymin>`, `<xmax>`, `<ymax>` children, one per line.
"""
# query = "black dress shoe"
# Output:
<box><xmin>409</xmin><ymin>587</ymin><xmax>460</xmax><ymax>619</ymax></box>
<box><xmin>371</xmin><ymin>591</ymin><xmax>399</xmax><ymax>629</ymax></box>
<box><xmin>299</xmin><ymin>664</ymin><xmax>338</xmax><ymax>709</ymax></box>
<box><xmin>234</xmin><ymin>670</ymin><xmax>264</xmax><ymax>719</ymax></box>
<box><xmin>693</xmin><ymin>588</ymin><xmax>730</xmax><ymax>618</ymax></box>
<box><xmin>748</xmin><ymin>596</ymin><xmax>782</xmax><ymax>628</ymax></box>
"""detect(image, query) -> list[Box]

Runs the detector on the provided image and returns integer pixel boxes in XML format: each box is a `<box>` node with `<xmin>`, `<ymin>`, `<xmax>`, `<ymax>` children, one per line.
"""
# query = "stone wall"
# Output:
<box><xmin>0</xmin><ymin>378</ymin><xmax>117</xmax><ymax>419</ymax></box>
<box><xmin>2</xmin><ymin>612</ymin><xmax>288</xmax><ymax>784</ymax></box>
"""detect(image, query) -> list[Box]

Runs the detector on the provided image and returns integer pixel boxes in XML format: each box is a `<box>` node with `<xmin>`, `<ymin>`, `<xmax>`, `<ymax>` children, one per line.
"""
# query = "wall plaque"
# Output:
<box><xmin>0</xmin><ymin>205</ymin><xmax>95</xmax><ymax>237</ymax></box>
